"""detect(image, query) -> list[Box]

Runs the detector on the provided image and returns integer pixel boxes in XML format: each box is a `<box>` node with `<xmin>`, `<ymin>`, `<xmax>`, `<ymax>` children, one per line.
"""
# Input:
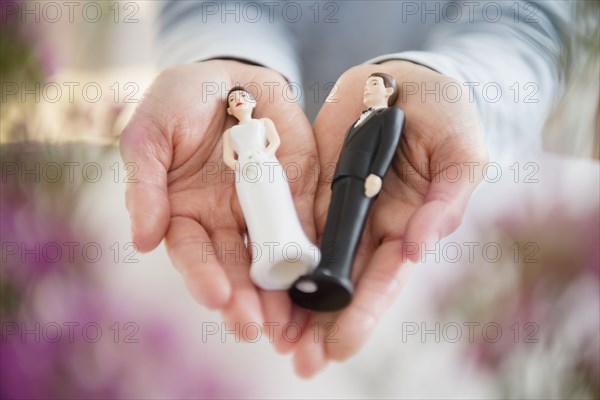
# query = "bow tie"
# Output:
<box><xmin>360</xmin><ymin>107</ymin><xmax>374</xmax><ymax>115</ymax></box>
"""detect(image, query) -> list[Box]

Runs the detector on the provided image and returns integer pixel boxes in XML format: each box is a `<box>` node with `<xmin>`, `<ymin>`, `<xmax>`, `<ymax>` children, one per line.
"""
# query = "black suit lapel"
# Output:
<box><xmin>344</xmin><ymin>124</ymin><xmax>358</xmax><ymax>144</ymax></box>
<box><xmin>346</xmin><ymin>108</ymin><xmax>383</xmax><ymax>143</ymax></box>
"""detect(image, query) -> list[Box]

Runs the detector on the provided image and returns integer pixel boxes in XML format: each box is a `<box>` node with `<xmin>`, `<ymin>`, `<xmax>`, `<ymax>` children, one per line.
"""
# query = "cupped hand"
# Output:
<box><xmin>120</xmin><ymin>60</ymin><xmax>318</xmax><ymax>341</ymax></box>
<box><xmin>291</xmin><ymin>61</ymin><xmax>488</xmax><ymax>377</ymax></box>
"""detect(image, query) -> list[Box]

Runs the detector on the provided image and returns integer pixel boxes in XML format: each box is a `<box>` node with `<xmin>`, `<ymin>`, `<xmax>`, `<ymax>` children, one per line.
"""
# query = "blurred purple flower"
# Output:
<box><xmin>1</xmin><ymin>143</ymin><xmax>244</xmax><ymax>399</ymax></box>
<box><xmin>433</xmin><ymin>201</ymin><xmax>600</xmax><ymax>396</ymax></box>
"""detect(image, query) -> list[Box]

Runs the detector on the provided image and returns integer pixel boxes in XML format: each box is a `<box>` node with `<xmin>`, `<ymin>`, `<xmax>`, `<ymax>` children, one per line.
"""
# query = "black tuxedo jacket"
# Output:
<box><xmin>333</xmin><ymin>107</ymin><xmax>405</xmax><ymax>184</ymax></box>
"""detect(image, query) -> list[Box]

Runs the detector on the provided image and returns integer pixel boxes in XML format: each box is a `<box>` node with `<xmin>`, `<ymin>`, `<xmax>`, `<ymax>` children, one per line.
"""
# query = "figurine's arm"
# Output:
<box><xmin>364</xmin><ymin>108</ymin><xmax>405</xmax><ymax>197</ymax></box>
<box><xmin>262</xmin><ymin>118</ymin><xmax>281</xmax><ymax>157</ymax></box>
<box><xmin>364</xmin><ymin>175</ymin><xmax>383</xmax><ymax>198</ymax></box>
<box><xmin>222</xmin><ymin>130</ymin><xmax>238</xmax><ymax>171</ymax></box>
<box><xmin>369</xmin><ymin>108</ymin><xmax>405</xmax><ymax>178</ymax></box>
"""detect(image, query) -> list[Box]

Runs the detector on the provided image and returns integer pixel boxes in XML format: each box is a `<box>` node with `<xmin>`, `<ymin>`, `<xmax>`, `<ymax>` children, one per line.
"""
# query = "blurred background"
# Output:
<box><xmin>1</xmin><ymin>1</ymin><xmax>598</xmax><ymax>399</ymax></box>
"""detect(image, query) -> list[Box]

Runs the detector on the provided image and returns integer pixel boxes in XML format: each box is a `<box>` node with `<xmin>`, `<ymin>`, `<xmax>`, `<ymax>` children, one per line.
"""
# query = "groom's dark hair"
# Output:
<box><xmin>369</xmin><ymin>72</ymin><xmax>399</xmax><ymax>106</ymax></box>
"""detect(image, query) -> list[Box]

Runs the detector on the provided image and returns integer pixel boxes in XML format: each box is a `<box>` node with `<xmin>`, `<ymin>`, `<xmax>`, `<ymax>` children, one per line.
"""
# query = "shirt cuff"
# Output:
<box><xmin>364</xmin><ymin>51</ymin><xmax>470</xmax><ymax>85</ymax></box>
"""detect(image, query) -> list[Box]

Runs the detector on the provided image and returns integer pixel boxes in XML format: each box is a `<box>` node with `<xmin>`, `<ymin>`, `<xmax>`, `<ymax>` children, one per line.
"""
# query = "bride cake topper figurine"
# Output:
<box><xmin>289</xmin><ymin>73</ymin><xmax>405</xmax><ymax>311</ymax></box>
<box><xmin>222</xmin><ymin>87</ymin><xmax>319</xmax><ymax>290</ymax></box>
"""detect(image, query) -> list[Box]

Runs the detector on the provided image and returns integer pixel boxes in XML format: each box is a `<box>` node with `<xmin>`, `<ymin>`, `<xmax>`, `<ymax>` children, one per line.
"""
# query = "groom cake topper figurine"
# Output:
<box><xmin>289</xmin><ymin>73</ymin><xmax>405</xmax><ymax>311</ymax></box>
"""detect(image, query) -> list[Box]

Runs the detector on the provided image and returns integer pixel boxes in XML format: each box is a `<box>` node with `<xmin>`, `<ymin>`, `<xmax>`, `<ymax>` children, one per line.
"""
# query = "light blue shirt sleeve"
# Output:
<box><xmin>364</xmin><ymin>1</ymin><xmax>574</xmax><ymax>159</ymax></box>
<box><xmin>157</xmin><ymin>0</ymin><xmax>302</xmax><ymax>84</ymax></box>
<box><xmin>157</xmin><ymin>1</ymin><xmax>575</xmax><ymax>159</ymax></box>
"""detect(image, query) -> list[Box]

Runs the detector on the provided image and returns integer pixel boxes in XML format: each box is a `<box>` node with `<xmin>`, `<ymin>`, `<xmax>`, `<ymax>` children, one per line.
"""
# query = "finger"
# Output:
<box><xmin>313</xmin><ymin>183</ymin><xmax>332</xmax><ymax>242</ymax></box>
<box><xmin>120</xmin><ymin>119</ymin><xmax>172</xmax><ymax>252</ymax></box>
<box><xmin>259</xmin><ymin>291</ymin><xmax>295</xmax><ymax>354</ymax></box>
<box><xmin>326</xmin><ymin>240</ymin><xmax>414</xmax><ymax>361</ymax></box>
<box><xmin>292</xmin><ymin>312</ymin><xmax>333</xmax><ymax>378</ymax></box>
<box><xmin>292</xmin><ymin>192</ymin><xmax>319</xmax><ymax>242</ymax></box>
<box><xmin>290</xmin><ymin>243</ymin><xmax>373</xmax><ymax>377</ymax></box>
<box><xmin>404</xmin><ymin>160</ymin><xmax>485</xmax><ymax>262</ymax></box>
<box><xmin>266</xmin><ymin>106</ymin><xmax>319</xmax><ymax>241</ymax></box>
<box><xmin>165</xmin><ymin>216</ymin><xmax>231</xmax><ymax>309</ymax></box>
<box><xmin>211</xmin><ymin>230</ymin><xmax>264</xmax><ymax>338</ymax></box>
<box><xmin>268</xmin><ymin>304</ymin><xmax>311</xmax><ymax>355</ymax></box>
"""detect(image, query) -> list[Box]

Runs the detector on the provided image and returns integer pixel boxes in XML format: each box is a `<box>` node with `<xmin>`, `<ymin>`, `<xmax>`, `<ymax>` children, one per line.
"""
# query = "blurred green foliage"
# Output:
<box><xmin>0</xmin><ymin>10</ymin><xmax>44</xmax><ymax>86</ymax></box>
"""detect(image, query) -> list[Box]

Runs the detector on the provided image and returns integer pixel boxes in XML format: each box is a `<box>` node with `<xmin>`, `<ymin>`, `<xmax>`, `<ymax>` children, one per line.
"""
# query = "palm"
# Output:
<box><xmin>122</xmin><ymin>60</ymin><xmax>487</xmax><ymax>376</ymax></box>
<box><xmin>121</xmin><ymin>60</ymin><xmax>318</xmax><ymax>337</ymax></box>
<box><xmin>290</xmin><ymin>62</ymin><xmax>487</xmax><ymax>376</ymax></box>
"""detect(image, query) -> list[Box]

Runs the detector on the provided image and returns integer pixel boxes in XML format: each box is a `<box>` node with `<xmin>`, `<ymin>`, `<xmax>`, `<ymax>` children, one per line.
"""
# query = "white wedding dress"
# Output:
<box><xmin>229</xmin><ymin>119</ymin><xmax>319</xmax><ymax>290</ymax></box>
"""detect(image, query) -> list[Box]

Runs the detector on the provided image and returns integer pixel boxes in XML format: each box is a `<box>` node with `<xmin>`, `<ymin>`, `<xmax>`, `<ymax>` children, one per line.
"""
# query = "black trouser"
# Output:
<box><xmin>318</xmin><ymin>176</ymin><xmax>373</xmax><ymax>277</ymax></box>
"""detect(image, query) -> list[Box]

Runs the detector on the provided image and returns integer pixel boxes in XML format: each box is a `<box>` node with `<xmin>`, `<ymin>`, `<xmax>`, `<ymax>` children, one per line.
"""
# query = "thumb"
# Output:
<box><xmin>404</xmin><ymin>152</ymin><xmax>486</xmax><ymax>262</ymax></box>
<box><xmin>119</xmin><ymin>115</ymin><xmax>172</xmax><ymax>252</ymax></box>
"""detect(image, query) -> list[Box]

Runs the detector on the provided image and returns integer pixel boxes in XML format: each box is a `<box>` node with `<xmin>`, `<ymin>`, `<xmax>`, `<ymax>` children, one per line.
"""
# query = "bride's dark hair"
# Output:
<box><xmin>226</xmin><ymin>86</ymin><xmax>254</xmax><ymax>102</ymax></box>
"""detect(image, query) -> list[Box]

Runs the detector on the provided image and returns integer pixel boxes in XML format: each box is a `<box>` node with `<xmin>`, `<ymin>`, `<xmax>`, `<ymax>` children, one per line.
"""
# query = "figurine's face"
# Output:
<box><xmin>363</xmin><ymin>76</ymin><xmax>393</xmax><ymax>108</ymax></box>
<box><xmin>227</xmin><ymin>90</ymin><xmax>256</xmax><ymax>119</ymax></box>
